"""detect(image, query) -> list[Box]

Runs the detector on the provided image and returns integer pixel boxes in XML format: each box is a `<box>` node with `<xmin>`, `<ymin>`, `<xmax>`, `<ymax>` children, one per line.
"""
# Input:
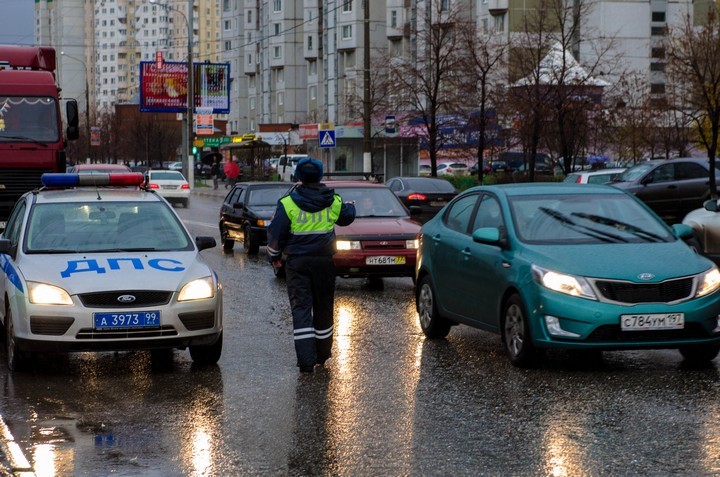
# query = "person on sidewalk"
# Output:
<box><xmin>266</xmin><ymin>158</ymin><xmax>355</xmax><ymax>373</ymax></box>
<box><xmin>211</xmin><ymin>160</ymin><xmax>220</xmax><ymax>189</ymax></box>
<box><xmin>223</xmin><ymin>157</ymin><xmax>240</xmax><ymax>189</ymax></box>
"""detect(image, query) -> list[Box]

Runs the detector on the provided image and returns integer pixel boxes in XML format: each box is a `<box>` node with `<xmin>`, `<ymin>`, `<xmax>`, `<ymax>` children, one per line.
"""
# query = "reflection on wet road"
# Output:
<box><xmin>1</xmin><ymin>195</ymin><xmax>720</xmax><ymax>476</ymax></box>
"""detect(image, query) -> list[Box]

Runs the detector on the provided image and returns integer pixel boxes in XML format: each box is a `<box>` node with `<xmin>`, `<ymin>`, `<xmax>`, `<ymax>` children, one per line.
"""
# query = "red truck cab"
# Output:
<box><xmin>0</xmin><ymin>46</ymin><xmax>79</xmax><ymax>228</ymax></box>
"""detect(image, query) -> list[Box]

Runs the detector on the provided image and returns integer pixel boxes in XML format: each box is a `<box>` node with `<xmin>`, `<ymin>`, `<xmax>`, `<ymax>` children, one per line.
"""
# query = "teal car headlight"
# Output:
<box><xmin>531</xmin><ymin>264</ymin><xmax>597</xmax><ymax>300</ymax></box>
<box><xmin>696</xmin><ymin>265</ymin><xmax>720</xmax><ymax>298</ymax></box>
<box><xmin>178</xmin><ymin>277</ymin><xmax>215</xmax><ymax>301</ymax></box>
<box><xmin>28</xmin><ymin>281</ymin><xmax>73</xmax><ymax>305</ymax></box>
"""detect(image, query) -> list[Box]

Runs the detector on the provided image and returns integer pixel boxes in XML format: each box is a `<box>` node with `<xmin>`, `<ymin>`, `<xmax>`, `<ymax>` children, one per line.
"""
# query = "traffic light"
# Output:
<box><xmin>192</xmin><ymin>145</ymin><xmax>198</xmax><ymax>155</ymax></box>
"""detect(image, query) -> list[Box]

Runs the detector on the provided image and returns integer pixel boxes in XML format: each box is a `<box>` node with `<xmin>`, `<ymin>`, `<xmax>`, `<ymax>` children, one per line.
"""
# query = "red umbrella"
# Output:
<box><xmin>223</xmin><ymin>160</ymin><xmax>240</xmax><ymax>179</ymax></box>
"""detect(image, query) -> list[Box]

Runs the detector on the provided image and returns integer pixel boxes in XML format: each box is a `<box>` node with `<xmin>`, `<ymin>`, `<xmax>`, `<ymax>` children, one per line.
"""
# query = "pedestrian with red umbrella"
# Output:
<box><xmin>224</xmin><ymin>156</ymin><xmax>240</xmax><ymax>189</ymax></box>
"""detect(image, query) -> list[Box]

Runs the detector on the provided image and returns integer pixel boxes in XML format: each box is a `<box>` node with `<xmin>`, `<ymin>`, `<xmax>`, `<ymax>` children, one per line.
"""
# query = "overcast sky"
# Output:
<box><xmin>0</xmin><ymin>0</ymin><xmax>35</xmax><ymax>46</ymax></box>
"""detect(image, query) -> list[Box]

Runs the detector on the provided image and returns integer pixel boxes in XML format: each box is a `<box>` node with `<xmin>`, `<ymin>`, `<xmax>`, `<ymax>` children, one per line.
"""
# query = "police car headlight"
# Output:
<box><xmin>28</xmin><ymin>282</ymin><xmax>73</xmax><ymax>305</ymax></box>
<box><xmin>336</xmin><ymin>240</ymin><xmax>361</xmax><ymax>251</ymax></box>
<box><xmin>178</xmin><ymin>277</ymin><xmax>215</xmax><ymax>301</ymax></box>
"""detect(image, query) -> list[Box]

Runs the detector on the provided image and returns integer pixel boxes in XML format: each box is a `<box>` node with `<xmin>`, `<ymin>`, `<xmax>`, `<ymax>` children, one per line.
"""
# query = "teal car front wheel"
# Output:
<box><xmin>678</xmin><ymin>344</ymin><xmax>720</xmax><ymax>364</ymax></box>
<box><xmin>502</xmin><ymin>294</ymin><xmax>537</xmax><ymax>368</ymax></box>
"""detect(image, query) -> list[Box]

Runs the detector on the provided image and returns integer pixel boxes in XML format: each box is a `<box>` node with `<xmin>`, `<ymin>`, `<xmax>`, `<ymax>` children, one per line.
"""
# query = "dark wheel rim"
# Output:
<box><xmin>418</xmin><ymin>283</ymin><xmax>433</xmax><ymax>330</ymax></box>
<box><xmin>244</xmin><ymin>227</ymin><xmax>252</xmax><ymax>250</ymax></box>
<box><xmin>504</xmin><ymin>303</ymin><xmax>524</xmax><ymax>358</ymax></box>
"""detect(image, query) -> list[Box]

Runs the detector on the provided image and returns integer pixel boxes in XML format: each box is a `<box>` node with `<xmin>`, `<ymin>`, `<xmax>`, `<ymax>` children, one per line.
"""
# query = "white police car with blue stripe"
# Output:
<box><xmin>0</xmin><ymin>172</ymin><xmax>223</xmax><ymax>370</ymax></box>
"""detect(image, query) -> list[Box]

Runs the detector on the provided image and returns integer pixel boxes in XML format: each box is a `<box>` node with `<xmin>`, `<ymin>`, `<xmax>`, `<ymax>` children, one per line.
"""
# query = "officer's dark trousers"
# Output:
<box><xmin>285</xmin><ymin>255</ymin><xmax>336</xmax><ymax>367</ymax></box>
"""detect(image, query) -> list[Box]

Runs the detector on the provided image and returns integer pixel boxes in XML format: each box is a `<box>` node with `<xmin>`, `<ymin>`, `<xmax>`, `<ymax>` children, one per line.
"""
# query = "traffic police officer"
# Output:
<box><xmin>266</xmin><ymin>158</ymin><xmax>356</xmax><ymax>373</ymax></box>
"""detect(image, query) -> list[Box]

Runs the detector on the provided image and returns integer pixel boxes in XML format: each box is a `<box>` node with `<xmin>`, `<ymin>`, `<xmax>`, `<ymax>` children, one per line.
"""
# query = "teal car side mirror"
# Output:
<box><xmin>472</xmin><ymin>227</ymin><xmax>508</xmax><ymax>248</ymax></box>
<box><xmin>671</xmin><ymin>223</ymin><xmax>695</xmax><ymax>240</ymax></box>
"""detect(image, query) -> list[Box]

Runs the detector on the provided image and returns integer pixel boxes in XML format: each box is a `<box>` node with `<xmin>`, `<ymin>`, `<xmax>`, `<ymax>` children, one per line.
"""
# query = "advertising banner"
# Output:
<box><xmin>140</xmin><ymin>61</ymin><xmax>230</xmax><ymax>114</ymax></box>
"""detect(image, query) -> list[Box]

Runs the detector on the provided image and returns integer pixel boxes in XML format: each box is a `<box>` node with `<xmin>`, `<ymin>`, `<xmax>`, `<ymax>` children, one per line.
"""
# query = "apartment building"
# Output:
<box><xmin>36</xmin><ymin>0</ymin><xmax>222</xmax><ymax>114</ymax></box>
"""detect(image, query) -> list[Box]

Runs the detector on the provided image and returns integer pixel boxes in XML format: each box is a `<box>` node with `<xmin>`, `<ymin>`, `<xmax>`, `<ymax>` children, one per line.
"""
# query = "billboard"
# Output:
<box><xmin>139</xmin><ymin>61</ymin><xmax>230</xmax><ymax>114</ymax></box>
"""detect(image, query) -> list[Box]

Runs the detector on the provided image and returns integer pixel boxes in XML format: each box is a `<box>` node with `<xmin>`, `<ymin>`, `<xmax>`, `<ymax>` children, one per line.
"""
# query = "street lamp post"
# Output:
<box><xmin>60</xmin><ymin>51</ymin><xmax>91</xmax><ymax>162</ymax></box>
<box><xmin>149</xmin><ymin>0</ymin><xmax>194</xmax><ymax>187</ymax></box>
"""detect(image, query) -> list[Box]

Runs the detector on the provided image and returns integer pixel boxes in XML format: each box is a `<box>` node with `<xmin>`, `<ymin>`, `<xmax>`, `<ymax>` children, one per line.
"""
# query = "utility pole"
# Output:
<box><xmin>363</xmin><ymin>0</ymin><xmax>371</xmax><ymax>175</ymax></box>
<box><xmin>187</xmin><ymin>0</ymin><xmax>195</xmax><ymax>188</ymax></box>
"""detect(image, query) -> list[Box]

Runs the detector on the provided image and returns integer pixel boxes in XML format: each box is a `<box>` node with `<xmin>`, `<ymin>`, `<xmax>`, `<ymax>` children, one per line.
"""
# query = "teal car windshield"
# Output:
<box><xmin>25</xmin><ymin>201</ymin><xmax>193</xmax><ymax>253</ymax></box>
<box><xmin>509</xmin><ymin>193</ymin><xmax>675</xmax><ymax>244</ymax></box>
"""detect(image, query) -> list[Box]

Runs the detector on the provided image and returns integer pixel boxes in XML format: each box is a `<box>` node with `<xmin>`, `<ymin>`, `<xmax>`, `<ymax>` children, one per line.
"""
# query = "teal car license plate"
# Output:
<box><xmin>620</xmin><ymin>313</ymin><xmax>684</xmax><ymax>331</ymax></box>
<box><xmin>93</xmin><ymin>311</ymin><xmax>161</xmax><ymax>329</ymax></box>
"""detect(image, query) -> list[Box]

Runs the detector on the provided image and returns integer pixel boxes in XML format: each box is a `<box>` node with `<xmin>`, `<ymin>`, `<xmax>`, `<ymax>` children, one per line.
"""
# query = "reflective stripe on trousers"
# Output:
<box><xmin>285</xmin><ymin>255</ymin><xmax>336</xmax><ymax>367</ymax></box>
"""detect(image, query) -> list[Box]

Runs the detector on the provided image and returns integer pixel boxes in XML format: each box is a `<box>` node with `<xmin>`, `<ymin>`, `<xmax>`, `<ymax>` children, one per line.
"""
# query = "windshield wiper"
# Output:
<box><xmin>570</xmin><ymin>212</ymin><xmax>665</xmax><ymax>242</ymax></box>
<box><xmin>538</xmin><ymin>207</ymin><xmax>628</xmax><ymax>243</ymax></box>
<box><xmin>0</xmin><ymin>135</ymin><xmax>48</xmax><ymax>147</ymax></box>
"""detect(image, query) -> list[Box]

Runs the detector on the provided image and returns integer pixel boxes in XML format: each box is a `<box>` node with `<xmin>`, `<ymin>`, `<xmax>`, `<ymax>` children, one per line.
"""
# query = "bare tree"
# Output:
<box><xmin>386</xmin><ymin>1</ymin><xmax>469</xmax><ymax>177</ymax></box>
<box><xmin>457</xmin><ymin>22</ymin><xmax>507</xmax><ymax>184</ymax></box>
<box><xmin>508</xmin><ymin>0</ymin><xmax>618</xmax><ymax>179</ymax></box>
<box><xmin>666</xmin><ymin>4</ymin><xmax>720</xmax><ymax>197</ymax></box>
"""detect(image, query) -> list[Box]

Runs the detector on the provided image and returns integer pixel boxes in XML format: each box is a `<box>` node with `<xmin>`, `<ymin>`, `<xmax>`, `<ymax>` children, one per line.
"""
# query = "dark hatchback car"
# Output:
<box><xmin>609</xmin><ymin>158</ymin><xmax>720</xmax><ymax>223</ymax></box>
<box><xmin>219</xmin><ymin>182</ymin><xmax>292</xmax><ymax>254</ymax></box>
<box><xmin>386</xmin><ymin>176</ymin><xmax>458</xmax><ymax>223</ymax></box>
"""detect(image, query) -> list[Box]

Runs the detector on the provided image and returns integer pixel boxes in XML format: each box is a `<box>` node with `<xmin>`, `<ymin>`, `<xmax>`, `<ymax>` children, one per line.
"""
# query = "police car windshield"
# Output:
<box><xmin>26</xmin><ymin>202</ymin><xmax>193</xmax><ymax>253</ymax></box>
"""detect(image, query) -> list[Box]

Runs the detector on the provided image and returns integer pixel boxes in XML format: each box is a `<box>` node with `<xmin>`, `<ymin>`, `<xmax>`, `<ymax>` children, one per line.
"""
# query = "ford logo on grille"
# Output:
<box><xmin>637</xmin><ymin>273</ymin><xmax>655</xmax><ymax>281</ymax></box>
<box><xmin>117</xmin><ymin>295</ymin><xmax>137</xmax><ymax>303</ymax></box>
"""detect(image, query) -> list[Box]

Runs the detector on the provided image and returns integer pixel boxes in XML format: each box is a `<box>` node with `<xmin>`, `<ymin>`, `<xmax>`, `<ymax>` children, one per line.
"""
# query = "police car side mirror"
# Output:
<box><xmin>0</xmin><ymin>238</ymin><xmax>11</xmax><ymax>255</ymax></box>
<box><xmin>195</xmin><ymin>236</ymin><xmax>216</xmax><ymax>251</ymax></box>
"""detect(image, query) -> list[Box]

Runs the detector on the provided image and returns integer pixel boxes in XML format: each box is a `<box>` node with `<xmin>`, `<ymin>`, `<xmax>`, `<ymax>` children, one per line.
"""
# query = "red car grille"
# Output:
<box><xmin>363</xmin><ymin>240</ymin><xmax>407</xmax><ymax>250</ymax></box>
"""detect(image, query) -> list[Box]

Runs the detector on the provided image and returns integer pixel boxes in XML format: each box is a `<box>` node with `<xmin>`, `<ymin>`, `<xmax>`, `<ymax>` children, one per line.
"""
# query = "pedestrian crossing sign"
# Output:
<box><xmin>319</xmin><ymin>130</ymin><xmax>336</xmax><ymax>148</ymax></box>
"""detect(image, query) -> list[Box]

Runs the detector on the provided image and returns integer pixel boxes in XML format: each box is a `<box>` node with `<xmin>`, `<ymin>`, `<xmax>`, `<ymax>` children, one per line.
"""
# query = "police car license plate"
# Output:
<box><xmin>366</xmin><ymin>256</ymin><xmax>406</xmax><ymax>265</ymax></box>
<box><xmin>620</xmin><ymin>313</ymin><xmax>684</xmax><ymax>331</ymax></box>
<box><xmin>94</xmin><ymin>311</ymin><xmax>161</xmax><ymax>329</ymax></box>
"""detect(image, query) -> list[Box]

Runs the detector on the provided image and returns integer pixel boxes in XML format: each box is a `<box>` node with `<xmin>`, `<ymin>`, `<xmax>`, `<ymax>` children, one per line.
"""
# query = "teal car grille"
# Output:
<box><xmin>594</xmin><ymin>277</ymin><xmax>694</xmax><ymax>304</ymax></box>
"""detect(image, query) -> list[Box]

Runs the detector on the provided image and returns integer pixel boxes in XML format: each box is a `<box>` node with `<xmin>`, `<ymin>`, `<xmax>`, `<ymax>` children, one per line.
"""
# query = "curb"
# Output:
<box><xmin>0</xmin><ymin>415</ymin><xmax>35</xmax><ymax>477</ymax></box>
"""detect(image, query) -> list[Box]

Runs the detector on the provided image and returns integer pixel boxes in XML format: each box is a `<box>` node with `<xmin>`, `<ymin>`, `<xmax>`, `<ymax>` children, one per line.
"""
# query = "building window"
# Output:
<box><xmin>651</xmin><ymin>26</ymin><xmax>667</xmax><ymax>36</ymax></box>
<box><xmin>494</xmin><ymin>14</ymin><xmax>505</xmax><ymax>33</ymax></box>
<box><xmin>247</xmin><ymin>10</ymin><xmax>252</xmax><ymax>24</ymax></box>
<box><xmin>224</xmin><ymin>20</ymin><xmax>231</xmax><ymax>31</ymax></box>
<box><xmin>309</xmin><ymin>60</ymin><xmax>317</xmax><ymax>76</ymax></box>
<box><xmin>224</xmin><ymin>40</ymin><xmax>231</xmax><ymax>51</ymax></box>
<box><xmin>278</xmin><ymin>92</ymin><xmax>284</xmax><ymax>106</ymax></box>
<box><xmin>391</xmin><ymin>39</ymin><xmax>401</xmax><ymax>56</ymax></box>
<box><xmin>342</xmin><ymin>0</ymin><xmax>352</xmax><ymax>13</ymax></box>
<box><xmin>310</xmin><ymin>85</ymin><xmax>317</xmax><ymax>100</ymax></box>
<box><xmin>651</xmin><ymin>47</ymin><xmax>665</xmax><ymax>59</ymax></box>
<box><xmin>273</xmin><ymin>0</ymin><xmax>281</xmax><ymax>12</ymax></box>
<box><xmin>277</xmin><ymin>68</ymin><xmax>284</xmax><ymax>83</ymax></box>
<box><xmin>250</xmin><ymin>97</ymin><xmax>256</xmax><ymax>110</ymax></box>
<box><xmin>650</xmin><ymin>62</ymin><xmax>666</xmax><ymax>72</ymax></box>
<box><xmin>652</xmin><ymin>11</ymin><xmax>666</xmax><ymax>22</ymax></box>
<box><xmin>274</xmin><ymin>23</ymin><xmax>281</xmax><ymax>35</ymax></box>
<box><xmin>441</xmin><ymin>0</ymin><xmax>450</xmax><ymax>11</ymax></box>
<box><xmin>273</xmin><ymin>46</ymin><xmax>281</xmax><ymax>59</ymax></box>
<box><xmin>650</xmin><ymin>83</ymin><xmax>665</xmax><ymax>94</ymax></box>
<box><xmin>391</xmin><ymin>10</ymin><xmax>397</xmax><ymax>28</ymax></box>
<box><xmin>342</xmin><ymin>25</ymin><xmax>352</xmax><ymax>39</ymax></box>
<box><xmin>247</xmin><ymin>54</ymin><xmax>252</xmax><ymax>65</ymax></box>
<box><xmin>307</xmin><ymin>35</ymin><xmax>313</xmax><ymax>51</ymax></box>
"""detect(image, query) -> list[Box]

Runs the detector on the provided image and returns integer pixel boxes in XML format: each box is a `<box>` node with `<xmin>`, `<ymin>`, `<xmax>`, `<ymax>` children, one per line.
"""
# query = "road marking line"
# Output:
<box><xmin>0</xmin><ymin>414</ymin><xmax>35</xmax><ymax>476</ymax></box>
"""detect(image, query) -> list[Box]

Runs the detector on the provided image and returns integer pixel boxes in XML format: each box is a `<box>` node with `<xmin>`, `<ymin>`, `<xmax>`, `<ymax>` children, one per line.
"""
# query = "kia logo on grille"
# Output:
<box><xmin>637</xmin><ymin>273</ymin><xmax>655</xmax><ymax>280</ymax></box>
<box><xmin>380</xmin><ymin>241</ymin><xmax>389</xmax><ymax>246</ymax></box>
<box><xmin>117</xmin><ymin>295</ymin><xmax>137</xmax><ymax>303</ymax></box>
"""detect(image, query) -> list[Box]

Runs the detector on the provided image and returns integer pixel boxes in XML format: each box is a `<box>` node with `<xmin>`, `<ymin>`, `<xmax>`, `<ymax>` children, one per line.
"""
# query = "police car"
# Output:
<box><xmin>0</xmin><ymin>173</ymin><xmax>223</xmax><ymax>370</ymax></box>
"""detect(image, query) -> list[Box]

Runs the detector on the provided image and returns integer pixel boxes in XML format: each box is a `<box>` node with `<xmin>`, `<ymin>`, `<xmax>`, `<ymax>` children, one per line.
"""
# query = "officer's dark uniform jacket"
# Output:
<box><xmin>266</xmin><ymin>183</ymin><xmax>355</xmax><ymax>259</ymax></box>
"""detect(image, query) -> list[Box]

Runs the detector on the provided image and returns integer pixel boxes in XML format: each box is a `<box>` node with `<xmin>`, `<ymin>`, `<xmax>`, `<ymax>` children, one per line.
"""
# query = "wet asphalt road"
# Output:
<box><xmin>1</xmin><ymin>191</ymin><xmax>720</xmax><ymax>476</ymax></box>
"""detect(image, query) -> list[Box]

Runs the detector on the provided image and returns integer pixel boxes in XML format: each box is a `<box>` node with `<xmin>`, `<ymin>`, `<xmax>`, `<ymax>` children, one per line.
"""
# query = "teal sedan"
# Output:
<box><xmin>415</xmin><ymin>183</ymin><xmax>720</xmax><ymax>367</ymax></box>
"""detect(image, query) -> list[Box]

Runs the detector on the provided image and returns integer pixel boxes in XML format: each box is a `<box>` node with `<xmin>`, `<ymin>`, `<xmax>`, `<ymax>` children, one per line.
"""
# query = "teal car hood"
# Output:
<box><xmin>520</xmin><ymin>241</ymin><xmax>713</xmax><ymax>282</ymax></box>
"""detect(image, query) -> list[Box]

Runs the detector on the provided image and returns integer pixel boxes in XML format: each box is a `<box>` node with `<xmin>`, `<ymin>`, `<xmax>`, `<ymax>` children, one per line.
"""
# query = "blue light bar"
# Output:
<box><xmin>42</xmin><ymin>173</ymin><xmax>145</xmax><ymax>188</ymax></box>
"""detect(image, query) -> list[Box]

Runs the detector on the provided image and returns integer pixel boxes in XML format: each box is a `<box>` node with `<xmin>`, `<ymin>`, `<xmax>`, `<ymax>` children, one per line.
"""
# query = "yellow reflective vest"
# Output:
<box><xmin>280</xmin><ymin>195</ymin><xmax>342</xmax><ymax>235</ymax></box>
